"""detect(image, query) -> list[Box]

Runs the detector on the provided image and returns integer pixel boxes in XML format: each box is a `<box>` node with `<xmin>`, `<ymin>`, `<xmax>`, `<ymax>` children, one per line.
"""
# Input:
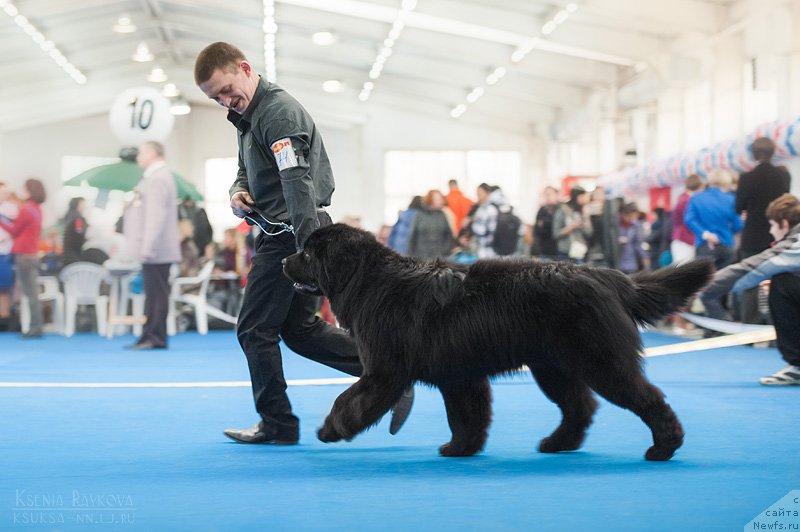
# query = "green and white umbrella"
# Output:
<box><xmin>64</xmin><ymin>160</ymin><xmax>203</xmax><ymax>201</ymax></box>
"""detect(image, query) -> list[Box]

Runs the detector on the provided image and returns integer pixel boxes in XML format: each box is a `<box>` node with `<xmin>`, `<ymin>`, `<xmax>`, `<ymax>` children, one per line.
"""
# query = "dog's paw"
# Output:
<box><xmin>317</xmin><ymin>423</ymin><xmax>343</xmax><ymax>443</ymax></box>
<box><xmin>538</xmin><ymin>434</ymin><xmax>583</xmax><ymax>453</ymax></box>
<box><xmin>438</xmin><ymin>441</ymin><xmax>479</xmax><ymax>457</ymax></box>
<box><xmin>644</xmin><ymin>445</ymin><xmax>676</xmax><ymax>461</ymax></box>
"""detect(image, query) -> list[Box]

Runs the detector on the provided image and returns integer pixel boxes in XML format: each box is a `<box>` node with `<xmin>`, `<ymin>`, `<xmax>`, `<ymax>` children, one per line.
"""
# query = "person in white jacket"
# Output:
<box><xmin>124</xmin><ymin>141</ymin><xmax>181</xmax><ymax>349</ymax></box>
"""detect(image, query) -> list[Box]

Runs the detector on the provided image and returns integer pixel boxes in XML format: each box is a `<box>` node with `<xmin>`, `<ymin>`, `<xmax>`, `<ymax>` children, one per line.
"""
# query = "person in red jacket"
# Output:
<box><xmin>0</xmin><ymin>179</ymin><xmax>47</xmax><ymax>337</ymax></box>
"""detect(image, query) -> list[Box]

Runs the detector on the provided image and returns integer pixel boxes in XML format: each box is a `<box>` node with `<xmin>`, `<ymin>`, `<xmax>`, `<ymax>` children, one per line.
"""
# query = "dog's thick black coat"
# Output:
<box><xmin>283</xmin><ymin>224</ymin><xmax>713</xmax><ymax>461</ymax></box>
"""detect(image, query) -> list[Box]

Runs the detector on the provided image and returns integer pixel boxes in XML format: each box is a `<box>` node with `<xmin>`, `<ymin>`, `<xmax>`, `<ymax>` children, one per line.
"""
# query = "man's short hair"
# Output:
<box><xmin>448</xmin><ymin>179</ymin><xmax>458</xmax><ymax>187</ymax></box>
<box><xmin>766</xmin><ymin>193</ymin><xmax>800</xmax><ymax>226</ymax></box>
<box><xmin>194</xmin><ymin>42</ymin><xmax>247</xmax><ymax>85</ymax></box>
<box><xmin>143</xmin><ymin>141</ymin><xmax>165</xmax><ymax>158</ymax></box>
<box><xmin>685</xmin><ymin>174</ymin><xmax>703</xmax><ymax>192</ymax></box>
<box><xmin>750</xmin><ymin>137</ymin><xmax>775</xmax><ymax>163</ymax></box>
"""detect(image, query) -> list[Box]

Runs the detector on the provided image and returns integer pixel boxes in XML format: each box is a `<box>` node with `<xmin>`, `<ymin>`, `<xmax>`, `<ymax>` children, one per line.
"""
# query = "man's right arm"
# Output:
<box><xmin>229</xmin><ymin>151</ymin><xmax>254</xmax><ymax>218</ymax></box>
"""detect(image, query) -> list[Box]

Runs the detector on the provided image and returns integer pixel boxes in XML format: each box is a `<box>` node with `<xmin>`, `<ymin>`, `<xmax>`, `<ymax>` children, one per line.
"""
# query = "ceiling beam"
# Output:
<box><xmin>277</xmin><ymin>0</ymin><xmax>635</xmax><ymax>66</ymax></box>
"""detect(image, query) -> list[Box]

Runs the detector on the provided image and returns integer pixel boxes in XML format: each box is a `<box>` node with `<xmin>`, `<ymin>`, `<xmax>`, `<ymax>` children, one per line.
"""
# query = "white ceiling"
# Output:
<box><xmin>0</xmin><ymin>0</ymin><xmax>736</xmax><ymax>133</ymax></box>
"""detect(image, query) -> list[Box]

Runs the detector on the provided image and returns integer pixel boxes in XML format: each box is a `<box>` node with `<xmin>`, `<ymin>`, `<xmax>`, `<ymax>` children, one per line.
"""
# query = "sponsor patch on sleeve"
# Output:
<box><xmin>271</xmin><ymin>138</ymin><xmax>299</xmax><ymax>171</ymax></box>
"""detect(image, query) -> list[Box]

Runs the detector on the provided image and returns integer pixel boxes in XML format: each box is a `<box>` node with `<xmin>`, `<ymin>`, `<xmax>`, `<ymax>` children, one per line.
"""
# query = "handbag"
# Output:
<box><xmin>568</xmin><ymin>239</ymin><xmax>588</xmax><ymax>260</ymax></box>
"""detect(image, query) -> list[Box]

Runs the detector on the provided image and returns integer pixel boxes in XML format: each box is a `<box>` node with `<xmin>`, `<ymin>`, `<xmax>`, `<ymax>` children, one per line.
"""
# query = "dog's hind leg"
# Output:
<box><xmin>438</xmin><ymin>378</ymin><xmax>492</xmax><ymax>457</ymax></box>
<box><xmin>579</xmin><ymin>357</ymin><xmax>684</xmax><ymax>462</ymax></box>
<box><xmin>317</xmin><ymin>374</ymin><xmax>406</xmax><ymax>443</ymax></box>
<box><xmin>529</xmin><ymin>362</ymin><xmax>597</xmax><ymax>453</ymax></box>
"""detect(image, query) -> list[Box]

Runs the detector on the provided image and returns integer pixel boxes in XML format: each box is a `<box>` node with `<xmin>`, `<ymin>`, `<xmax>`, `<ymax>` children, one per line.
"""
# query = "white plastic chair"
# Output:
<box><xmin>59</xmin><ymin>262</ymin><xmax>110</xmax><ymax>337</ymax></box>
<box><xmin>21</xmin><ymin>276</ymin><xmax>64</xmax><ymax>334</ymax></box>
<box><xmin>167</xmin><ymin>260</ymin><xmax>215</xmax><ymax>336</ymax></box>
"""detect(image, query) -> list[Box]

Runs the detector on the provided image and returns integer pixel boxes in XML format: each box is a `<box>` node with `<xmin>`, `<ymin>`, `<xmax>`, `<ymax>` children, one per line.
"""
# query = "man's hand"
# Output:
<box><xmin>230</xmin><ymin>191</ymin><xmax>255</xmax><ymax>218</ymax></box>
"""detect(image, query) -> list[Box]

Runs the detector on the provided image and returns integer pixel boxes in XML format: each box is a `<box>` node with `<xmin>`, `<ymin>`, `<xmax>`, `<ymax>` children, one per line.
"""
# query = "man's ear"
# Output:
<box><xmin>240</xmin><ymin>61</ymin><xmax>252</xmax><ymax>75</ymax></box>
<box><xmin>782</xmin><ymin>220</ymin><xmax>791</xmax><ymax>232</ymax></box>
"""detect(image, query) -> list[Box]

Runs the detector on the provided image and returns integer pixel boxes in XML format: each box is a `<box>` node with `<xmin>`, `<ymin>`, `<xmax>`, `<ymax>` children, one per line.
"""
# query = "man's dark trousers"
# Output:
<box><xmin>768</xmin><ymin>273</ymin><xmax>800</xmax><ymax>367</ymax></box>
<box><xmin>141</xmin><ymin>263</ymin><xmax>172</xmax><ymax>346</ymax></box>
<box><xmin>237</xmin><ymin>214</ymin><xmax>362</xmax><ymax>434</ymax></box>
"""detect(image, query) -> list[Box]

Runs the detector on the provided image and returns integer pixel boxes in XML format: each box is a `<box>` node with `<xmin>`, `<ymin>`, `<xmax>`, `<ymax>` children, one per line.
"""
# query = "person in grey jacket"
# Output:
<box><xmin>124</xmin><ymin>141</ymin><xmax>181</xmax><ymax>349</ymax></box>
<box><xmin>698</xmin><ymin>193</ymin><xmax>800</xmax><ymax>385</ymax></box>
<box><xmin>194</xmin><ymin>42</ymin><xmax>412</xmax><ymax>445</ymax></box>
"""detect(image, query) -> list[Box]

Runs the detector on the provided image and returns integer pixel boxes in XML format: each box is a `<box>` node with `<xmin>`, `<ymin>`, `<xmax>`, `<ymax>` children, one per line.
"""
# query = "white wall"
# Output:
<box><xmin>0</xmin><ymin>99</ymin><xmax>546</xmax><ymax>235</ymax></box>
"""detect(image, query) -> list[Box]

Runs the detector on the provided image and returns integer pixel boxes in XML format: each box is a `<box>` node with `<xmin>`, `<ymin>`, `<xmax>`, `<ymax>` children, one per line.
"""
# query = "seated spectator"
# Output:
<box><xmin>704</xmin><ymin>193</ymin><xmax>800</xmax><ymax>386</ymax></box>
<box><xmin>671</xmin><ymin>174</ymin><xmax>704</xmax><ymax>264</ymax></box>
<box><xmin>62</xmin><ymin>197</ymin><xmax>88</xmax><ymax>266</ymax></box>
<box><xmin>700</xmin><ymin>193</ymin><xmax>800</xmax><ymax>322</ymax></box>
<box><xmin>178</xmin><ymin>219</ymin><xmax>201</xmax><ymax>277</ymax></box>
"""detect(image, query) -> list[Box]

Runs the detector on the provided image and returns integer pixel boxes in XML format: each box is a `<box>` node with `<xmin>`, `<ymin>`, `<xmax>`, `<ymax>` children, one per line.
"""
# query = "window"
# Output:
<box><xmin>384</xmin><ymin>150</ymin><xmax>521</xmax><ymax>224</ymax></box>
<box><xmin>205</xmin><ymin>158</ymin><xmax>242</xmax><ymax>241</ymax></box>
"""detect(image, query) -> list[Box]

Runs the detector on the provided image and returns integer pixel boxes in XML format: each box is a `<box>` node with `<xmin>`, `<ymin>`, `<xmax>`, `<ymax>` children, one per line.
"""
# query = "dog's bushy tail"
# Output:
<box><xmin>623</xmin><ymin>259</ymin><xmax>714</xmax><ymax>326</ymax></box>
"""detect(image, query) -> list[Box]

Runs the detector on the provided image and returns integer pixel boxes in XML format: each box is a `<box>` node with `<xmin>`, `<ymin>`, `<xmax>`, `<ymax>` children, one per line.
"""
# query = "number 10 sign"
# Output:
<box><xmin>109</xmin><ymin>86</ymin><xmax>175</xmax><ymax>145</ymax></box>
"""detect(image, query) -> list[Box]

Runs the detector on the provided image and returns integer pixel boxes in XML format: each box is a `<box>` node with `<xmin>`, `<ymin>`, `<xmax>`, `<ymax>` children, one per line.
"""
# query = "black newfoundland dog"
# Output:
<box><xmin>283</xmin><ymin>224</ymin><xmax>713</xmax><ymax>461</ymax></box>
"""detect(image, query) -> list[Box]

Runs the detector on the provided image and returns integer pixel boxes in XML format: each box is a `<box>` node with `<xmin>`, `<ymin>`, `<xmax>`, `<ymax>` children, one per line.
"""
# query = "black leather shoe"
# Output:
<box><xmin>125</xmin><ymin>341</ymin><xmax>167</xmax><ymax>350</ymax></box>
<box><xmin>223</xmin><ymin>421</ymin><xmax>299</xmax><ymax>445</ymax></box>
<box><xmin>389</xmin><ymin>386</ymin><xmax>414</xmax><ymax>435</ymax></box>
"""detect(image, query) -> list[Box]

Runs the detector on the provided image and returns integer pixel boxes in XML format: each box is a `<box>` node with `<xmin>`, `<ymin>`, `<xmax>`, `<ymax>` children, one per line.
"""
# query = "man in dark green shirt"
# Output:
<box><xmin>194</xmin><ymin>42</ymin><xmax>412</xmax><ymax>444</ymax></box>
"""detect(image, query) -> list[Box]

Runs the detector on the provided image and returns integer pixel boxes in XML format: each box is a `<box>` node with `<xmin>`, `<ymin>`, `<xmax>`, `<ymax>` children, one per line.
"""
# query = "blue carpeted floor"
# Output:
<box><xmin>0</xmin><ymin>331</ymin><xmax>796</xmax><ymax>531</ymax></box>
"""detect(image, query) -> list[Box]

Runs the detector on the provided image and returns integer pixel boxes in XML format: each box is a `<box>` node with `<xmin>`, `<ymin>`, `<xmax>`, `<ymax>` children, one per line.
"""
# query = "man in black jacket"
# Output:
<box><xmin>194</xmin><ymin>42</ymin><xmax>412</xmax><ymax>445</ymax></box>
<box><xmin>735</xmin><ymin>137</ymin><xmax>791</xmax><ymax>323</ymax></box>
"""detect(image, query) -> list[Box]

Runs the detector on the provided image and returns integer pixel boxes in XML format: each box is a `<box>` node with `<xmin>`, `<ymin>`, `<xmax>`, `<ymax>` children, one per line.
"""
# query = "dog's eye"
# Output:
<box><xmin>303</xmin><ymin>252</ymin><xmax>310</xmax><ymax>260</ymax></box>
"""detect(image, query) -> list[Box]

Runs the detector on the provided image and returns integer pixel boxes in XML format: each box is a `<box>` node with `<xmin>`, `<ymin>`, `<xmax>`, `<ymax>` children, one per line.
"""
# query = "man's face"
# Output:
<box><xmin>769</xmin><ymin>219</ymin><xmax>790</xmax><ymax>242</ymax></box>
<box><xmin>198</xmin><ymin>61</ymin><xmax>257</xmax><ymax>115</ymax></box>
<box><xmin>136</xmin><ymin>144</ymin><xmax>155</xmax><ymax>169</ymax></box>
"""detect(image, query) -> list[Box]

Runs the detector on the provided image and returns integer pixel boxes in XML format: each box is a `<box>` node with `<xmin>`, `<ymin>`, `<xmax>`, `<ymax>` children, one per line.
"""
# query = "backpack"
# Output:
<box><xmin>492</xmin><ymin>206</ymin><xmax>522</xmax><ymax>255</ymax></box>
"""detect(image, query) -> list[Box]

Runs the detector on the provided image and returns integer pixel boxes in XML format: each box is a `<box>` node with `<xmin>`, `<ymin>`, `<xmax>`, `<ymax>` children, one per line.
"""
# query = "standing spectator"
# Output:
<box><xmin>618</xmin><ymin>203</ymin><xmax>648</xmax><ymax>274</ymax></box>
<box><xmin>445</xmin><ymin>179</ymin><xmax>475</xmax><ymax>233</ymax></box>
<box><xmin>647</xmin><ymin>207</ymin><xmax>673</xmax><ymax>269</ymax></box>
<box><xmin>552</xmin><ymin>186</ymin><xmax>593</xmax><ymax>262</ymax></box>
<box><xmin>684</xmin><ymin>168</ymin><xmax>742</xmax><ymax>270</ymax></box>
<box><xmin>407</xmin><ymin>190</ymin><xmax>454</xmax><ymax>259</ymax></box>
<box><xmin>124</xmin><ymin>141</ymin><xmax>181</xmax><ymax>349</ymax></box>
<box><xmin>671</xmin><ymin>174</ymin><xmax>704</xmax><ymax>264</ymax></box>
<box><xmin>387</xmin><ymin>196</ymin><xmax>422</xmax><ymax>254</ymax></box>
<box><xmin>531</xmin><ymin>186</ymin><xmax>560</xmax><ymax>260</ymax></box>
<box><xmin>0</xmin><ymin>179</ymin><xmax>46</xmax><ymax>338</ymax></box>
<box><xmin>735</xmin><ymin>137</ymin><xmax>791</xmax><ymax>323</ymax></box>
<box><xmin>61</xmin><ymin>197</ymin><xmax>88</xmax><ymax>266</ymax></box>
<box><xmin>471</xmin><ymin>184</ymin><xmax>513</xmax><ymax>258</ymax></box>
<box><xmin>0</xmin><ymin>182</ymin><xmax>19</xmax><ymax>332</ymax></box>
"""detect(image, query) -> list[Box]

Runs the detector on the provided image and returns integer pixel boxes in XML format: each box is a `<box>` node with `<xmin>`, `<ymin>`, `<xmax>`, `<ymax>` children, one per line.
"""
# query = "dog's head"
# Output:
<box><xmin>282</xmin><ymin>223</ymin><xmax>378</xmax><ymax>297</ymax></box>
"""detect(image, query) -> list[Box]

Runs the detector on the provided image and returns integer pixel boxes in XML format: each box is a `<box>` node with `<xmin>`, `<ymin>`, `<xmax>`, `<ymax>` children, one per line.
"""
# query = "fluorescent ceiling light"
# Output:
<box><xmin>113</xmin><ymin>14</ymin><xmax>137</xmax><ymax>34</ymax></box>
<box><xmin>322</xmin><ymin>79</ymin><xmax>342</xmax><ymax>93</ymax></box>
<box><xmin>147</xmin><ymin>67</ymin><xmax>167</xmax><ymax>83</ymax></box>
<box><xmin>169</xmin><ymin>97</ymin><xmax>191</xmax><ymax>116</ymax></box>
<box><xmin>132</xmin><ymin>42</ymin><xmax>153</xmax><ymax>62</ymax></box>
<box><xmin>162</xmin><ymin>83</ymin><xmax>180</xmax><ymax>97</ymax></box>
<box><xmin>312</xmin><ymin>30</ymin><xmax>338</xmax><ymax>46</ymax></box>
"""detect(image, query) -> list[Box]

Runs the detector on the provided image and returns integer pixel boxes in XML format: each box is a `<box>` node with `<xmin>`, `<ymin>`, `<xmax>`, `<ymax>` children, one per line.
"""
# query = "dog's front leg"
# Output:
<box><xmin>318</xmin><ymin>375</ymin><xmax>405</xmax><ymax>443</ymax></box>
